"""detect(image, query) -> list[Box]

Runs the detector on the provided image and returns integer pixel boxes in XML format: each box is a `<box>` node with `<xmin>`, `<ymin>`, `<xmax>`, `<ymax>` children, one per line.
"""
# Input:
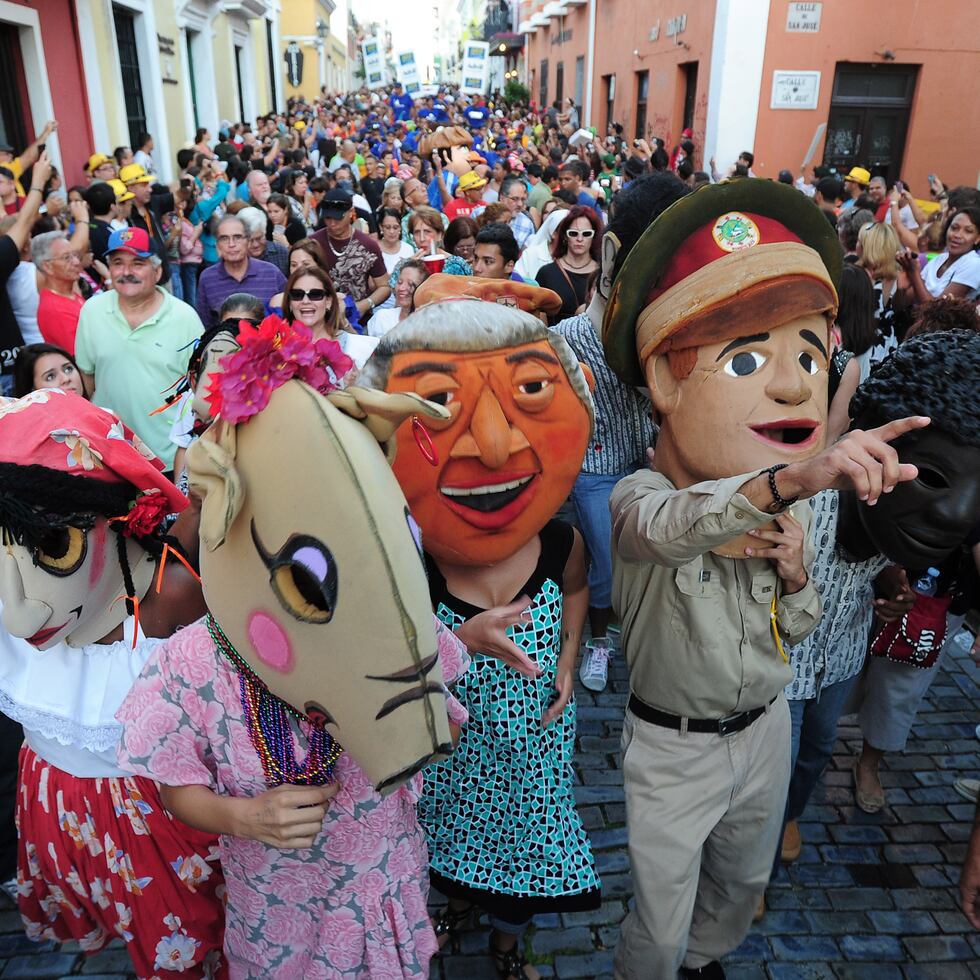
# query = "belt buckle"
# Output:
<box><xmin>717</xmin><ymin>712</ymin><xmax>743</xmax><ymax>737</ymax></box>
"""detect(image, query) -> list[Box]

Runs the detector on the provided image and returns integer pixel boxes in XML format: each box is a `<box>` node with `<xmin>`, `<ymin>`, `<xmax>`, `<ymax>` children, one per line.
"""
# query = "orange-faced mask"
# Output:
<box><xmin>360</xmin><ymin>300</ymin><xmax>595</xmax><ymax>566</ymax></box>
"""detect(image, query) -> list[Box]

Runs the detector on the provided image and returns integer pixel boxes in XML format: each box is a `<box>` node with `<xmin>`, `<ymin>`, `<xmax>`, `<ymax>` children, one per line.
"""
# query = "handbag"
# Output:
<box><xmin>869</xmin><ymin>591</ymin><xmax>952</xmax><ymax>669</ymax></box>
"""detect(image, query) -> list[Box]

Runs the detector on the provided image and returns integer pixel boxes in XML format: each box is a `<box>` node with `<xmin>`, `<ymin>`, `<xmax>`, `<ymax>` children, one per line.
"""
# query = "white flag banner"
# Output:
<box><xmin>460</xmin><ymin>41</ymin><xmax>489</xmax><ymax>95</ymax></box>
<box><xmin>361</xmin><ymin>36</ymin><xmax>387</xmax><ymax>89</ymax></box>
<box><xmin>395</xmin><ymin>50</ymin><xmax>421</xmax><ymax>93</ymax></box>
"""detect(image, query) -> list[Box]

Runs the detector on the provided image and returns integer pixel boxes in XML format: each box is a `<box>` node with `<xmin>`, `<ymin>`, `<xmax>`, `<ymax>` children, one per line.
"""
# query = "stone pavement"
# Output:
<box><xmin>0</xmin><ymin>633</ymin><xmax>977</xmax><ymax>979</ymax></box>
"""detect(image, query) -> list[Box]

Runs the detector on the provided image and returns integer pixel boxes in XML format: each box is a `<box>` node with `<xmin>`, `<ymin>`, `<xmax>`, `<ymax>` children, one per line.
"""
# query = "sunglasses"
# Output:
<box><xmin>222</xmin><ymin>317</ymin><xmax>262</xmax><ymax>327</ymax></box>
<box><xmin>566</xmin><ymin>229</ymin><xmax>595</xmax><ymax>239</ymax></box>
<box><xmin>288</xmin><ymin>288</ymin><xmax>329</xmax><ymax>302</ymax></box>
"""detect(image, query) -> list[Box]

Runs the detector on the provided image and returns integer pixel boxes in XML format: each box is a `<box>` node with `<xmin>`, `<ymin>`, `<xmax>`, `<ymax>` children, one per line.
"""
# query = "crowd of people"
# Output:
<box><xmin>0</xmin><ymin>80</ymin><xmax>978</xmax><ymax>980</ymax></box>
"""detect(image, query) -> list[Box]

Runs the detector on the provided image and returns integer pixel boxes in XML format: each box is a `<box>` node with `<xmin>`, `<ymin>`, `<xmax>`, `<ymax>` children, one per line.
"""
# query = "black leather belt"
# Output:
<box><xmin>628</xmin><ymin>693</ymin><xmax>776</xmax><ymax>737</ymax></box>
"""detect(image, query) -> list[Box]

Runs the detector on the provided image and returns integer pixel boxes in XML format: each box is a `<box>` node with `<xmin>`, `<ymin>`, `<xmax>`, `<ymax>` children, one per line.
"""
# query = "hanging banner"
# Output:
<box><xmin>395</xmin><ymin>50</ymin><xmax>421</xmax><ymax>94</ymax></box>
<box><xmin>284</xmin><ymin>42</ymin><xmax>303</xmax><ymax>88</ymax></box>
<box><xmin>361</xmin><ymin>36</ymin><xmax>387</xmax><ymax>89</ymax></box>
<box><xmin>460</xmin><ymin>40</ymin><xmax>489</xmax><ymax>95</ymax></box>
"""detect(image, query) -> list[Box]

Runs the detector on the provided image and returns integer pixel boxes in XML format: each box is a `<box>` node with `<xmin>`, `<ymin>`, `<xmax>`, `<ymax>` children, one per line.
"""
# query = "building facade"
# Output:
<box><xmin>0</xmin><ymin>0</ymin><xmax>285</xmax><ymax>186</ymax></box>
<box><xmin>521</xmin><ymin>0</ymin><xmax>980</xmax><ymax>189</ymax></box>
<box><xmin>280</xmin><ymin>0</ymin><xmax>349</xmax><ymax>101</ymax></box>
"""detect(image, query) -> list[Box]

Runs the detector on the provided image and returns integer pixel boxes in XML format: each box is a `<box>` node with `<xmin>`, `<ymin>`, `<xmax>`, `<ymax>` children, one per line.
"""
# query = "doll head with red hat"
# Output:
<box><xmin>0</xmin><ymin>389</ymin><xmax>187</xmax><ymax>649</ymax></box>
<box><xmin>602</xmin><ymin>179</ymin><xmax>842</xmax><ymax>555</ymax></box>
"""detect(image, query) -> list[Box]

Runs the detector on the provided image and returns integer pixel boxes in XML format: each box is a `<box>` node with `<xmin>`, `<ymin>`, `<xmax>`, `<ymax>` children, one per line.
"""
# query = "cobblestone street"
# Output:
<box><xmin>0</xmin><ymin>634</ymin><xmax>977</xmax><ymax>979</ymax></box>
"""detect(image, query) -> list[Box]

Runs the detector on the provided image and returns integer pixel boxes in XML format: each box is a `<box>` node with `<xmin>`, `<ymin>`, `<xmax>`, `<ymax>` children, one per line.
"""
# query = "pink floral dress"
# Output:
<box><xmin>116</xmin><ymin>619</ymin><xmax>469</xmax><ymax>979</ymax></box>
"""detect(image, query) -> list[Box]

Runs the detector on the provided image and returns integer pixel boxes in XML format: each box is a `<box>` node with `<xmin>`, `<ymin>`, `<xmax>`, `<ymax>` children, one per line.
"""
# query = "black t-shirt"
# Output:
<box><xmin>361</xmin><ymin>177</ymin><xmax>385</xmax><ymax>215</ymax></box>
<box><xmin>89</xmin><ymin>219</ymin><xmax>114</xmax><ymax>264</ymax></box>
<box><xmin>0</xmin><ymin>235</ymin><xmax>25</xmax><ymax>374</ymax></box>
<box><xmin>536</xmin><ymin>261</ymin><xmax>590</xmax><ymax>326</ymax></box>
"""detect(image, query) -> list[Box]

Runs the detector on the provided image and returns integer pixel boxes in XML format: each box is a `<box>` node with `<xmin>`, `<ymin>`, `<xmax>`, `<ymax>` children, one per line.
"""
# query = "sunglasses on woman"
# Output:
<box><xmin>288</xmin><ymin>288</ymin><xmax>329</xmax><ymax>302</ymax></box>
<box><xmin>566</xmin><ymin>229</ymin><xmax>595</xmax><ymax>239</ymax></box>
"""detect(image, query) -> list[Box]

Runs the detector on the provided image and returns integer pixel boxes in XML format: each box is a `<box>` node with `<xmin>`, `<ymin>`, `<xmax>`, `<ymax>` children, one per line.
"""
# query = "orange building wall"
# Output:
<box><xmin>523</xmin><ymin>1</ymin><xmax>979</xmax><ymax>191</ymax></box>
<box><xmin>591</xmin><ymin>0</ymin><xmax>715</xmax><ymax>156</ymax></box>
<box><xmin>525</xmin><ymin>1</ymin><xmax>717</xmax><ymax>166</ymax></box>
<box><xmin>524</xmin><ymin>5</ymin><xmax>591</xmax><ymax>113</ymax></box>
<box><xmin>752</xmin><ymin>2</ymin><xmax>980</xmax><ymax>189</ymax></box>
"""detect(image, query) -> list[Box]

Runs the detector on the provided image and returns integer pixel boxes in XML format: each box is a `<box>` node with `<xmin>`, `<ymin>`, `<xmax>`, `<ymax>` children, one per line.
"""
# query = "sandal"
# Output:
<box><xmin>432</xmin><ymin>902</ymin><xmax>472</xmax><ymax>954</ymax></box>
<box><xmin>489</xmin><ymin>936</ymin><xmax>540</xmax><ymax>980</ymax></box>
<box><xmin>853</xmin><ymin>760</ymin><xmax>885</xmax><ymax>813</ymax></box>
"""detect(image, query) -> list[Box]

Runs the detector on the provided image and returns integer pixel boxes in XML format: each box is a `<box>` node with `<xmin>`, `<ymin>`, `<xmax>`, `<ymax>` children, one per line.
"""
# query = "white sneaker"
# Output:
<box><xmin>579</xmin><ymin>637</ymin><xmax>612</xmax><ymax>692</ymax></box>
<box><xmin>954</xmin><ymin>778</ymin><xmax>979</xmax><ymax>803</ymax></box>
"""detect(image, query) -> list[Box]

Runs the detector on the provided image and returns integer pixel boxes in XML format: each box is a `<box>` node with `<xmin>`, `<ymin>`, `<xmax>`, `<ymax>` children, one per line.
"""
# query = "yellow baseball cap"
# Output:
<box><xmin>108</xmin><ymin>178</ymin><xmax>134</xmax><ymax>203</ymax></box>
<box><xmin>842</xmin><ymin>166</ymin><xmax>871</xmax><ymax>187</ymax></box>
<box><xmin>85</xmin><ymin>153</ymin><xmax>113</xmax><ymax>173</ymax></box>
<box><xmin>118</xmin><ymin>163</ymin><xmax>154</xmax><ymax>185</ymax></box>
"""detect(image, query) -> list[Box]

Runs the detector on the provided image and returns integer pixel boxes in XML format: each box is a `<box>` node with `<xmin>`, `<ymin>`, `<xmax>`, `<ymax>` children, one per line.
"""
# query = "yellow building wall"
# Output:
<box><xmin>89</xmin><ymin>0</ymin><xmax>129</xmax><ymax>150</ymax></box>
<box><xmin>251</xmin><ymin>20</ymin><xmax>273</xmax><ymax>116</ymax></box>
<box><xmin>153</xmin><ymin>1</ymin><xmax>190</xmax><ymax>163</ymax></box>
<box><xmin>211</xmin><ymin>13</ymin><xmax>239</xmax><ymax>125</ymax></box>
<box><xmin>280</xmin><ymin>0</ymin><xmax>324</xmax><ymax>103</ymax></box>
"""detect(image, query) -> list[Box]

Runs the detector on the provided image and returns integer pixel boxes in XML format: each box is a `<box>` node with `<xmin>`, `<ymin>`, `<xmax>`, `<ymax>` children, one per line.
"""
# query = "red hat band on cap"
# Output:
<box><xmin>645</xmin><ymin>213</ymin><xmax>804</xmax><ymax>308</ymax></box>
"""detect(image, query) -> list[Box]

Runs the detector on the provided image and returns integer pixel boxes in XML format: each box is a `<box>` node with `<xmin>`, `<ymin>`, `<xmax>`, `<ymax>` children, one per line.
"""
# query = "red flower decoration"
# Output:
<box><xmin>206</xmin><ymin>315</ymin><xmax>355</xmax><ymax>424</ymax></box>
<box><xmin>122</xmin><ymin>489</ymin><xmax>170</xmax><ymax>537</ymax></box>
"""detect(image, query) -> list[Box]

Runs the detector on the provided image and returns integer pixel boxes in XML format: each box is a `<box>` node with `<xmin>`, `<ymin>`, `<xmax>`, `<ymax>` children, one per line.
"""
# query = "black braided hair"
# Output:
<box><xmin>0</xmin><ymin>463</ymin><xmax>133</xmax><ymax>552</ymax></box>
<box><xmin>0</xmin><ymin>463</ymin><xmax>193</xmax><ymax>612</ymax></box>
<box><xmin>849</xmin><ymin>329</ymin><xmax>980</xmax><ymax>447</ymax></box>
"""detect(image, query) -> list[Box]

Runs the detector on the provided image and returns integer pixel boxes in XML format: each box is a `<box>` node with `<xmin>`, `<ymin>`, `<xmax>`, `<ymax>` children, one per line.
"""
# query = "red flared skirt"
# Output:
<box><xmin>16</xmin><ymin>747</ymin><xmax>226</xmax><ymax>978</ymax></box>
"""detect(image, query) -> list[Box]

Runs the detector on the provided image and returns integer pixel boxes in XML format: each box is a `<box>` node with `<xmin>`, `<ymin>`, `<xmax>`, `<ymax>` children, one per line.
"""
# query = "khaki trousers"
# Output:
<box><xmin>613</xmin><ymin>695</ymin><xmax>790</xmax><ymax>979</ymax></box>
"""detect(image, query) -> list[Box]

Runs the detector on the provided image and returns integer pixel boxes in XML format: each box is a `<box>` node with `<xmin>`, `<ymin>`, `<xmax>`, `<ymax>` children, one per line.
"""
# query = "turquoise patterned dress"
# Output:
<box><xmin>419</xmin><ymin>521</ymin><xmax>601</xmax><ymax>919</ymax></box>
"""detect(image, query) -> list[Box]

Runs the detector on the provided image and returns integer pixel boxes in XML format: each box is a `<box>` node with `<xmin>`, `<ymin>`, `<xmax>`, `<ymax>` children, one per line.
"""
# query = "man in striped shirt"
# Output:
<box><xmin>550</xmin><ymin>172</ymin><xmax>690</xmax><ymax>651</ymax></box>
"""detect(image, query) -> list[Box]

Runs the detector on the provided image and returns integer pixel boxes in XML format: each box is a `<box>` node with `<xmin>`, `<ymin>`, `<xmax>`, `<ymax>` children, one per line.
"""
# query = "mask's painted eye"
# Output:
<box><xmin>798</xmin><ymin>352</ymin><xmax>820</xmax><ymax>375</ymax></box>
<box><xmin>723</xmin><ymin>351</ymin><xmax>766</xmax><ymax>377</ymax></box>
<box><xmin>405</xmin><ymin>507</ymin><xmax>423</xmax><ymax>558</ymax></box>
<box><xmin>251</xmin><ymin>520</ymin><xmax>338</xmax><ymax>624</ymax></box>
<box><xmin>916</xmin><ymin>466</ymin><xmax>949</xmax><ymax>490</ymax></box>
<box><xmin>34</xmin><ymin>526</ymin><xmax>87</xmax><ymax>577</ymax></box>
<box><xmin>425</xmin><ymin>390</ymin><xmax>454</xmax><ymax>407</ymax></box>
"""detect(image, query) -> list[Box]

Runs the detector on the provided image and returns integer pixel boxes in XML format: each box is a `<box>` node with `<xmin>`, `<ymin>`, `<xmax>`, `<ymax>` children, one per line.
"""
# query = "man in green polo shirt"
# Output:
<box><xmin>74</xmin><ymin>227</ymin><xmax>204</xmax><ymax>471</ymax></box>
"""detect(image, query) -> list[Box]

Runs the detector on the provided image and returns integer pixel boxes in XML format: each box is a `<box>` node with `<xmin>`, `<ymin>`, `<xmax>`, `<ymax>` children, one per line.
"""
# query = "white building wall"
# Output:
<box><xmin>703</xmin><ymin>0</ymin><xmax>770</xmax><ymax>173</ymax></box>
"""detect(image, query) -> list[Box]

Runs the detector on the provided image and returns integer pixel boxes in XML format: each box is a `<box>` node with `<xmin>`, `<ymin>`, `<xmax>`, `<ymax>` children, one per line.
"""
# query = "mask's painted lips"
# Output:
<box><xmin>27</xmin><ymin>621</ymin><xmax>69</xmax><ymax>647</ymax></box>
<box><xmin>895</xmin><ymin>524</ymin><xmax>956</xmax><ymax>560</ymax></box>
<box><xmin>439</xmin><ymin>473</ymin><xmax>539</xmax><ymax>530</ymax></box>
<box><xmin>749</xmin><ymin>419</ymin><xmax>821</xmax><ymax>449</ymax></box>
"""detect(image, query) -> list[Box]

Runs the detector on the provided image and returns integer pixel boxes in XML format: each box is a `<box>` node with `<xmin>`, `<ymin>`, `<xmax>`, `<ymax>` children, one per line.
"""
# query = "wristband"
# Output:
<box><xmin>28</xmin><ymin>187</ymin><xmax>43</xmax><ymax>195</ymax></box>
<box><xmin>765</xmin><ymin>463</ymin><xmax>798</xmax><ymax>512</ymax></box>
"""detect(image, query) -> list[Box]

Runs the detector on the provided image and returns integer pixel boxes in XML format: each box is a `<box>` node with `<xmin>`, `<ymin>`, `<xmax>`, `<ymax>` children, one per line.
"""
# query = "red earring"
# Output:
<box><xmin>412</xmin><ymin>416</ymin><xmax>439</xmax><ymax>467</ymax></box>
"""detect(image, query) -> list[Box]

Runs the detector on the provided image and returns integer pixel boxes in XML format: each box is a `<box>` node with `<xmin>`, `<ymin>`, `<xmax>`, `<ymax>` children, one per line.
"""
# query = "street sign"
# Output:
<box><xmin>786</xmin><ymin>2</ymin><xmax>822</xmax><ymax>32</ymax></box>
<box><xmin>771</xmin><ymin>71</ymin><xmax>821</xmax><ymax>110</ymax></box>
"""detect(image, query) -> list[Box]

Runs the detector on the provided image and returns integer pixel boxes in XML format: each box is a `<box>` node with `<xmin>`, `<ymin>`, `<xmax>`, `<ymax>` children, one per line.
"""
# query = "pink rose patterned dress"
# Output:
<box><xmin>117</xmin><ymin>618</ymin><xmax>470</xmax><ymax>979</ymax></box>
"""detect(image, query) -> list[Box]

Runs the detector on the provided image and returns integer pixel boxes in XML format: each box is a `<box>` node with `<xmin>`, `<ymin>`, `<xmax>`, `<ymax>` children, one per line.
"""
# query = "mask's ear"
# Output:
<box><xmin>578</xmin><ymin>362</ymin><xmax>596</xmax><ymax>393</ymax></box>
<box><xmin>643</xmin><ymin>352</ymin><xmax>682</xmax><ymax>422</ymax></box>
<box><xmin>328</xmin><ymin>386</ymin><xmax>450</xmax><ymax>462</ymax></box>
<box><xmin>598</xmin><ymin>231</ymin><xmax>621</xmax><ymax>302</ymax></box>
<box><xmin>186</xmin><ymin>420</ymin><xmax>243</xmax><ymax>552</ymax></box>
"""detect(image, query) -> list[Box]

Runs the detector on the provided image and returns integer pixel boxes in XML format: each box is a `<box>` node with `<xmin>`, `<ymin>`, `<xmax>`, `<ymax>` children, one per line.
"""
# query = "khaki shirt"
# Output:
<box><xmin>611</xmin><ymin>470</ymin><xmax>822</xmax><ymax>719</ymax></box>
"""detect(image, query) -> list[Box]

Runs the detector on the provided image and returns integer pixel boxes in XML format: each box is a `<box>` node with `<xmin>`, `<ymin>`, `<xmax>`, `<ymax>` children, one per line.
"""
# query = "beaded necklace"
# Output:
<box><xmin>206</xmin><ymin>615</ymin><xmax>343</xmax><ymax>787</ymax></box>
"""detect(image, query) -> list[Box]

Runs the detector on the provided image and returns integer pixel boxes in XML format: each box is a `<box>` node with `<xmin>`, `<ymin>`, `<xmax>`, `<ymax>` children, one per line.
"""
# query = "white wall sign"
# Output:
<box><xmin>460</xmin><ymin>40</ymin><xmax>489</xmax><ymax>95</ymax></box>
<box><xmin>395</xmin><ymin>50</ymin><xmax>420</xmax><ymax>93</ymax></box>
<box><xmin>786</xmin><ymin>2</ymin><xmax>821</xmax><ymax>33</ymax></box>
<box><xmin>361</xmin><ymin>35</ymin><xmax>387</xmax><ymax>89</ymax></box>
<box><xmin>771</xmin><ymin>70</ymin><xmax>820</xmax><ymax>109</ymax></box>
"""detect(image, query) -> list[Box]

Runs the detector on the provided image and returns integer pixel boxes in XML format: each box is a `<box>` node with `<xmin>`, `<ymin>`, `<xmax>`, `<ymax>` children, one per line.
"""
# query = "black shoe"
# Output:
<box><xmin>680</xmin><ymin>963</ymin><xmax>726</xmax><ymax>980</ymax></box>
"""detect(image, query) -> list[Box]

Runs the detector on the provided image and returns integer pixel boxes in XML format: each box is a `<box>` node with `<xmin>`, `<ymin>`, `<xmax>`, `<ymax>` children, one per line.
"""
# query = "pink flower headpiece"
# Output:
<box><xmin>206</xmin><ymin>315</ymin><xmax>355</xmax><ymax>425</ymax></box>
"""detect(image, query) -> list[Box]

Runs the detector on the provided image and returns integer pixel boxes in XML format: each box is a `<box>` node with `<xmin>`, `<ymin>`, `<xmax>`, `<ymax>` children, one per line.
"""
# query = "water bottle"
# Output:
<box><xmin>912</xmin><ymin>567</ymin><xmax>941</xmax><ymax>597</ymax></box>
